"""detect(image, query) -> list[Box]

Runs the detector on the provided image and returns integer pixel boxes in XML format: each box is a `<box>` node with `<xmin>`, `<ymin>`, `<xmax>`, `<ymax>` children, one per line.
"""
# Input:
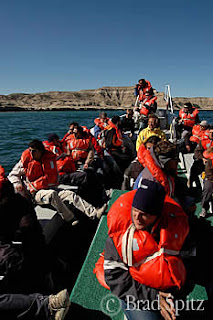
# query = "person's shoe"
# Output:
<box><xmin>200</xmin><ymin>208</ymin><xmax>207</xmax><ymax>218</ymax></box>
<box><xmin>54</xmin><ymin>305</ymin><xmax>70</xmax><ymax>320</ymax></box>
<box><xmin>96</xmin><ymin>203</ymin><xmax>108</xmax><ymax>219</ymax></box>
<box><xmin>49</xmin><ymin>289</ymin><xmax>70</xmax><ymax>320</ymax></box>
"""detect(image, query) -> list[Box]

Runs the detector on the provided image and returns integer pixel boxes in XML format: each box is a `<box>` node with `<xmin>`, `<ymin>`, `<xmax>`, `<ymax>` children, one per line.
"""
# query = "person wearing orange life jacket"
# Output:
<box><xmin>187</xmin><ymin>121</ymin><xmax>210</xmax><ymax>191</ymax></box>
<box><xmin>8</xmin><ymin>140</ymin><xmax>107</xmax><ymax>221</ymax></box>
<box><xmin>104</xmin><ymin>116</ymin><xmax>132</xmax><ymax>174</ymax></box>
<box><xmin>135</xmin><ymin>140</ymin><xmax>195</xmax><ymax>216</ymax></box>
<box><xmin>190</xmin><ymin>120</ymin><xmax>209</xmax><ymax>145</ymax></box>
<box><xmin>178</xmin><ymin>103</ymin><xmax>200</xmax><ymax>152</ymax></box>
<box><xmin>139</xmin><ymin>90</ymin><xmax>158</xmax><ymax>117</ymax></box>
<box><xmin>95</xmin><ymin>180</ymin><xmax>189</xmax><ymax>320</ymax></box>
<box><xmin>81</xmin><ymin>125</ymin><xmax>104</xmax><ymax>159</ymax></box>
<box><xmin>43</xmin><ymin>133</ymin><xmax>76</xmax><ymax>175</ymax></box>
<box><xmin>134</xmin><ymin>79</ymin><xmax>152</xmax><ymax>101</ymax></box>
<box><xmin>66</xmin><ymin>125</ymin><xmax>95</xmax><ymax>170</ymax></box>
<box><xmin>198</xmin><ymin>141</ymin><xmax>213</xmax><ymax>218</ymax></box>
<box><xmin>94</xmin><ymin>112</ymin><xmax>109</xmax><ymax>139</ymax></box>
<box><xmin>61</xmin><ymin>122</ymin><xmax>79</xmax><ymax>144</ymax></box>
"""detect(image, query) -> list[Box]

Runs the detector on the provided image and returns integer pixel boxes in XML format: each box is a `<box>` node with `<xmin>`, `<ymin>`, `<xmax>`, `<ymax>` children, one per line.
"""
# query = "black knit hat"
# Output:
<box><xmin>132</xmin><ymin>179</ymin><xmax>166</xmax><ymax>216</ymax></box>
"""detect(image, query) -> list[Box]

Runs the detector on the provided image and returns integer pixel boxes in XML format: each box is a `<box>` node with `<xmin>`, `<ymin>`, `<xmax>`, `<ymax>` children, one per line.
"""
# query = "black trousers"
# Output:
<box><xmin>0</xmin><ymin>293</ymin><xmax>50</xmax><ymax>319</ymax></box>
<box><xmin>201</xmin><ymin>179</ymin><xmax>213</xmax><ymax>210</ymax></box>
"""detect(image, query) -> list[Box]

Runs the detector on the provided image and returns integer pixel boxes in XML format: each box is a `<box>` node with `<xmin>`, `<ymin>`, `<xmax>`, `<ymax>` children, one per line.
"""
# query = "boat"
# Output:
<box><xmin>16</xmin><ymin>84</ymin><xmax>211</xmax><ymax>319</ymax></box>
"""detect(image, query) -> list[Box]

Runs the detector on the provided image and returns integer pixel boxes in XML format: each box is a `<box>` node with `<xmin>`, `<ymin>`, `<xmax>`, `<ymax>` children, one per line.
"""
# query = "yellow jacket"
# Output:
<box><xmin>136</xmin><ymin>127</ymin><xmax>166</xmax><ymax>151</ymax></box>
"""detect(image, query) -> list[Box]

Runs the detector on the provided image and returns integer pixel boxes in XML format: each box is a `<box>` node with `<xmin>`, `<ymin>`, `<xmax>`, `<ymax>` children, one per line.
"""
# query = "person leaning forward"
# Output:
<box><xmin>8</xmin><ymin>140</ymin><xmax>107</xmax><ymax>221</ymax></box>
<box><xmin>94</xmin><ymin>180</ymin><xmax>193</xmax><ymax>319</ymax></box>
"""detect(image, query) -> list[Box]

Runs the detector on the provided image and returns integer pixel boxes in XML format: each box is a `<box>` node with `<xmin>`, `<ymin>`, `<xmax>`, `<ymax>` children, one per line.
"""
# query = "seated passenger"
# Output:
<box><xmin>0</xmin><ymin>165</ymin><xmax>50</xmax><ymax>294</ymax></box>
<box><xmin>136</xmin><ymin>140</ymin><xmax>195</xmax><ymax>215</ymax></box>
<box><xmin>120</xmin><ymin>109</ymin><xmax>135</xmax><ymax>136</ymax></box>
<box><xmin>104</xmin><ymin>116</ymin><xmax>132</xmax><ymax>174</ymax></box>
<box><xmin>121</xmin><ymin>136</ymin><xmax>161</xmax><ymax>190</ymax></box>
<box><xmin>136</xmin><ymin>114</ymin><xmax>166</xmax><ymax>152</ymax></box>
<box><xmin>0</xmin><ymin>289</ymin><xmax>70</xmax><ymax>320</ymax></box>
<box><xmin>177</xmin><ymin>102</ymin><xmax>200</xmax><ymax>152</ymax></box>
<box><xmin>43</xmin><ymin>133</ymin><xmax>76</xmax><ymax>175</ymax></box>
<box><xmin>94</xmin><ymin>112</ymin><xmax>109</xmax><ymax>139</ymax></box>
<box><xmin>66</xmin><ymin>125</ymin><xmax>95</xmax><ymax>170</ymax></box>
<box><xmin>95</xmin><ymin>180</ymin><xmax>190</xmax><ymax>320</ymax></box>
<box><xmin>139</xmin><ymin>90</ymin><xmax>157</xmax><ymax>117</ymax></box>
<box><xmin>8</xmin><ymin>140</ymin><xmax>107</xmax><ymax>221</ymax></box>
<box><xmin>190</xmin><ymin>120</ymin><xmax>209</xmax><ymax>145</ymax></box>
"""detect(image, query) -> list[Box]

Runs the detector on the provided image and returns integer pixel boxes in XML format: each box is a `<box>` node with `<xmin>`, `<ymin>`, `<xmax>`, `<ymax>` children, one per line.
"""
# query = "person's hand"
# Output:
<box><xmin>83</xmin><ymin>163</ymin><xmax>89</xmax><ymax>170</ymax></box>
<box><xmin>203</xmin><ymin>158</ymin><xmax>207</xmax><ymax>165</ymax></box>
<box><xmin>159</xmin><ymin>291</ymin><xmax>176</xmax><ymax>320</ymax></box>
<box><xmin>16</xmin><ymin>184</ymin><xmax>24</xmax><ymax>192</ymax></box>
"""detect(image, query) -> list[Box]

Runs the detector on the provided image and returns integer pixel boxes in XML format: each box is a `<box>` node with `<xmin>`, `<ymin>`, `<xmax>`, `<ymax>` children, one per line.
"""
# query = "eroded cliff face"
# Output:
<box><xmin>0</xmin><ymin>86</ymin><xmax>212</xmax><ymax>111</ymax></box>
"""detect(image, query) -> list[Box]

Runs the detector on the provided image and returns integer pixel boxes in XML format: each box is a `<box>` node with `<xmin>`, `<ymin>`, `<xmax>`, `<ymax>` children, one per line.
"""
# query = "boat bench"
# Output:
<box><xmin>69</xmin><ymin>190</ymin><xmax>208</xmax><ymax>320</ymax></box>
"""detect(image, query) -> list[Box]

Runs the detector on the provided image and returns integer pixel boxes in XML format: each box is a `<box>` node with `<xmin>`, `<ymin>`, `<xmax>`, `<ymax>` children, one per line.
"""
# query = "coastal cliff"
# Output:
<box><xmin>0</xmin><ymin>86</ymin><xmax>213</xmax><ymax>111</ymax></box>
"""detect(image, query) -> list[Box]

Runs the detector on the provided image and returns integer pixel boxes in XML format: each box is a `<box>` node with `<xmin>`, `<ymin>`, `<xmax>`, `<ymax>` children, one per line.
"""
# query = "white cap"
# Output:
<box><xmin>200</xmin><ymin>120</ymin><xmax>208</xmax><ymax>127</ymax></box>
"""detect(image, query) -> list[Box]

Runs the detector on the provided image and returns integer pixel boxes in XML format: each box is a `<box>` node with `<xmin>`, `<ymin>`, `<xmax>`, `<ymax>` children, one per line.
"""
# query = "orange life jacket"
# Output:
<box><xmin>94</xmin><ymin>118</ymin><xmax>110</xmax><ymax>130</ymax></box>
<box><xmin>82</xmin><ymin>126</ymin><xmax>103</xmax><ymax>155</ymax></box>
<box><xmin>138</xmin><ymin>81</ymin><xmax>152</xmax><ymax>101</ymax></box>
<box><xmin>179</xmin><ymin>107</ymin><xmax>199</xmax><ymax>128</ymax></box>
<box><xmin>43</xmin><ymin>140</ymin><xmax>76</xmax><ymax>175</ymax></box>
<box><xmin>201</xmin><ymin>138</ymin><xmax>213</xmax><ymax>150</ymax></box>
<box><xmin>94</xmin><ymin>190</ymin><xmax>189</xmax><ymax>290</ymax></box>
<box><xmin>190</xmin><ymin>125</ymin><xmax>209</xmax><ymax>144</ymax></box>
<box><xmin>67</xmin><ymin>136</ymin><xmax>91</xmax><ymax>161</ymax></box>
<box><xmin>140</xmin><ymin>96</ymin><xmax>157</xmax><ymax>116</ymax></box>
<box><xmin>137</xmin><ymin>144</ymin><xmax>175</xmax><ymax>196</ymax></box>
<box><xmin>21</xmin><ymin>149</ymin><xmax>58</xmax><ymax>193</ymax></box>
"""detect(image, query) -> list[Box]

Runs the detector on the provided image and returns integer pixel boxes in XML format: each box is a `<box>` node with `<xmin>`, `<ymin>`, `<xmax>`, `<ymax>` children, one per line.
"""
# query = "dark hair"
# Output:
<box><xmin>29</xmin><ymin>140</ymin><xmax>45</xmax><ymax>152</ymax></box>
<box><xmin>99</xmin><ymin>112</ymin><xmax>107</xmax><ymax>118</ymax></box>
<box><xmin>148</xmin><ymin>114</ymin><xmax>158</xmax><ymax>120</ymax></box>
<box><xmin>111</xmin><ymin>116</ymin><xmax>120</xmax><ymax>124</ymax></box>
<box><xmin>127</xmin><ymin>109</ymin><xmax>133</xmax><ymax>115</ymax></box>
<box><xmin>145</xmin><ymin>136</ymin><xmax>161</xmax><ymax>146</ymax></box>
<box><xmin>184</xmin><ymin>102</ymin><xmax>193</xmax><ymax>108</ymax></box>
<box><xmin>69</xmin><ymin>122</ymin><xmax>79</xmax><ymax>127</ymax></box>
<box><xmin>154</xmin><ymin>140</ymin><xmax>178</xmax><ymax>159</ymax></box>
<box><xmin>47</xmin><ymin>133</ymin><xmax>59</xmax><ymax>142</ymax></box>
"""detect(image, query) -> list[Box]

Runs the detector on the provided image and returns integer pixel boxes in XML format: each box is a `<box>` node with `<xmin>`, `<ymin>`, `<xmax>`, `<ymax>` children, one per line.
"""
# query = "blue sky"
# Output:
<box><xmin>1</xmin><ymin>0</ymin><xmax>213</xmax><ymax>97</ymax></box>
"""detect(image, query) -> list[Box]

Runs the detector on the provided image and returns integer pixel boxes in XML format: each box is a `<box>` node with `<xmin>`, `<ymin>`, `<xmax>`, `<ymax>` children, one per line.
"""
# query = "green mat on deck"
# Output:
<box><xmin>70</xmin><ymin>190</ymin><xmax>127</xmax><ymax>320</ymax></box>
<box><xmin>70</xmin><ymin>189</ymin><xmax>209</xmax><ymax>319</ymax></box>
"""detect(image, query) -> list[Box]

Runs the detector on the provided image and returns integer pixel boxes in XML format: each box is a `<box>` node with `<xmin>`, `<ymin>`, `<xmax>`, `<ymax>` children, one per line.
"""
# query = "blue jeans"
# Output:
<box><xmin>121</xmin><ymin>300</ymin><xmax>162</xmax><ymax>320</ymax></box>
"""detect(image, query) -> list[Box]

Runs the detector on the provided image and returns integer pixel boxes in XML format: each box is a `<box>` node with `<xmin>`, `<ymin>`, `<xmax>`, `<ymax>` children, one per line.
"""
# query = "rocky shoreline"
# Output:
<box><xmin>0</xmin><ymin>86</ymin><xmax>213</xmax><ymax>111</ymax></box>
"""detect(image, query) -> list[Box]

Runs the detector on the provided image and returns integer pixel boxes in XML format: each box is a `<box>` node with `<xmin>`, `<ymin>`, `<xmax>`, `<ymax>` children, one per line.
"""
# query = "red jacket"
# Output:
<box><xmin>21</xmin><ymin>149</ymin><xmax>58</xmax><ymax>193</ymax></box>
<box><xmin>137</xmin><ymin>144</ymin><xmax>175</xmax><ymax>196</ymax></box>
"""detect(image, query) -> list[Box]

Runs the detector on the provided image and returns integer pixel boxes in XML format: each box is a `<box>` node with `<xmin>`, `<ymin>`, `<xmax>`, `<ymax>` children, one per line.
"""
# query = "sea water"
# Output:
<box><xmin>0</xmin><ymin>110</ymin><xmax>125</xmax><ymax>173</ymax></box>
<box><xmin>0</xmin><ymin>109</ymin><xmax>212</xmax><ymax>174</ymax></box>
